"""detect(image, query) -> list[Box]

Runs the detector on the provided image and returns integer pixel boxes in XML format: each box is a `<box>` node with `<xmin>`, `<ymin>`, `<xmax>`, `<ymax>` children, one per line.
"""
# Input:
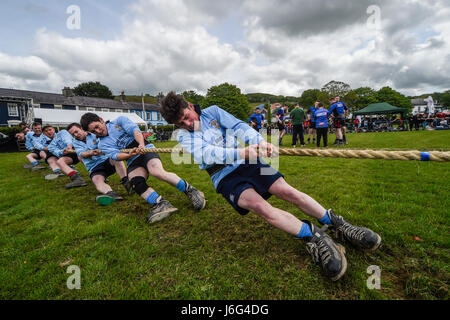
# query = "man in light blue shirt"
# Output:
<box><xmin>68</xmin><ymin>123</ymin><xmax>130</xmax><ymax>205</ymax></box>
<box><xmin>45</xmin><ymin>128</ymin><xmax>86</xmax><ymax>184</ymax></box>
<box><xmin>33</xmin><ymin>125</ymin><xmax>63</xmax><ymax>176</ymax></box>
<box><xmin>161</xmin><ymin>91</ymin><xmax>382</xmax><ymax>281</ymax></box>
<box><xmin>80</xmin><ymin>113</ymin><xmax>206</xmax><ymax>222</ymax></box>
<box><xmin>21</xmin><ymin>123</ymin><xmax>45</xmax><ymax>170</ymax></box>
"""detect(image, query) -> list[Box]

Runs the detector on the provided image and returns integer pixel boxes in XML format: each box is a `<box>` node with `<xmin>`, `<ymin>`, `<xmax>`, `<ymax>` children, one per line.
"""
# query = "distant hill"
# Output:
<box><xmin>113</xmin><ymin>95</ymin><xmax>159</xmax><ymax>104</ymax></box>
<box><xmin>245</xmin><ymin>93</ymin><xmax>300</xmax><ymax>104</ymax></box>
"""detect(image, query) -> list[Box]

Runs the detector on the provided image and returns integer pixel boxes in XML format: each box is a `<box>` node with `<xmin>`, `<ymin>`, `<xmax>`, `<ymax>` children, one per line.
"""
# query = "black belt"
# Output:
<box><xmin>206</xmin><ymin>164</ymin><xmax>227</xmax><ymax>176</ymax></box>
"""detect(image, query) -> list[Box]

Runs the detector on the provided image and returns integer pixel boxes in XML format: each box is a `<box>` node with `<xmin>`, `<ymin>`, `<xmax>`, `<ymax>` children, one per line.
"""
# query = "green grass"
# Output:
<box><xmin>0</xmin><ymin>130</ymin><xmax>449</xmax><ymax>299</ymax></box>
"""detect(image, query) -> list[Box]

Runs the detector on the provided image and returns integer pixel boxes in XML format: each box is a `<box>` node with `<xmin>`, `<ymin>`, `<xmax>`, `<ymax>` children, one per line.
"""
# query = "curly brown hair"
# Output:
<box><xmin>160</xmin><ymin>91</ymin><xmax>189</xmax><ymax>124</ymax></box>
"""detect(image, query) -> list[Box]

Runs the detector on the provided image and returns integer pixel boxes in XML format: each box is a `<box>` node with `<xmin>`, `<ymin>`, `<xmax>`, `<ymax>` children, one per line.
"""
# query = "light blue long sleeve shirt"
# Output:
<box><xmin>73</xmin><ymin>132</ymin><xmax>109</xmax><ymax>173</ymax></box>
<box><xmin>32</xmin><ymin>133</ymin><xmax>52</xmax><ymax>151</ymax></box>
<box><xmin>25</xmin><ymin>131</ymin><xmax>35</xmax><ymax>151</ymax></box>
<box><xmin>48</xmin><ymin>130</ymin><xmax>74</xmax><ymax>157</ymax></box>
<box><xmin>97</xmin><ymin>116</ymin><xmax>155</xmax><ymax>166</ymax></box>
<box><xmin>176</xmin><ymin>105</ymin><xmax>263</xmax><ymax>189</ymax></box>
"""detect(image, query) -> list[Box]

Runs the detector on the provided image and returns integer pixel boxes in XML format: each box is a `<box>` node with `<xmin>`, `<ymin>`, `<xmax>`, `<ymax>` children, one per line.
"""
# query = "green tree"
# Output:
<box><xmin>376</xmin><ymin>87</ymin><xmax>411</xmax><ymax>111</ymax></box>
<box><xmin>346</xmin><ymin>87</ymin><xmax>379</xmax><ymax>111</ymax></box>
<box><xmin>183</xmin><ymin>90</ymin><xmax>205</xmax><ymax>105</ymax></box>
<box><xmin>321</xmin><ymin>80</ymin><xmax>352</xmax><ymax>101</ymax></box>
<box><xmin>299</xmin><ymin>89</ymin><xmax>320</xmax><ymax>108</ymax></box>
<box><xmin>201</xmin><ymin>83</ymin><xmax>250</xmax><ymax>121</ymax></box>
<box><xmin>73</xmin><ymin>81</ymin><xmax>113</xmax><ymax>99</ymax></box>
<box><xmin>440</xmin><ymin>90</ymin><xmax>450</xmax><ymax>108</ymax></box>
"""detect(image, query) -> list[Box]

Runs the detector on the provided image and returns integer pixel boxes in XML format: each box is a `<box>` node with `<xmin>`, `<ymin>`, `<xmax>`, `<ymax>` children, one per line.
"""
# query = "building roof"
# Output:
<box><xmin>33</xmin><ymin>108</ymin><xmax>147</xmax><ymax>127</ymax></box>
<box><xmin>411</xmin><ymin>98</ymin><xmax>426</xmax><ymax>105</ymax></box>
<box><xmin>0</xmin><ymin>88</ymin><xmax>160</xmax><ymax>111</ymax></box>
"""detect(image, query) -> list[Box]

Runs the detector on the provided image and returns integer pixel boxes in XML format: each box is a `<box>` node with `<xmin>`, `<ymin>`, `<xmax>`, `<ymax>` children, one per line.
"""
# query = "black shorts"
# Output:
<box><xmin>31</xmin><ymin>149</ymin><xmax>42</xmax><ymax>160</ymax></box>
<box><xmin>334</xmin><ymin>118</ymin><xmax>345</xmax><ymax>128</ymax></box>
<box><xmin>43</xmin><ymin>150</ymin><xmax>58</xmax><ymax>164</ymax></box>
<box><xmin>90</xmin><ymin>159</ymin><xmax>116</xmax><ymax>179</ymax></box>
<box><xmin>216</xmin><ymin>162</ymin><xmax>284</xmax><ymax>215</ymax></box>
<box><xmin>277</xmin><ymin>122</ymin><xmax>285</xmax><ymax>131</ymax></box>
<box><xmin>60</xmin><ymin>152</ymin><xmax>80</xmax><ymax>165</ymax></box>
<box><xmin>309</xmin><ymin>122</ymin><xmax>316</xmax><ymax>130</ymax></box>
<box><xmin>127</xmin><ymin>152</ymin><xmax>161</xmax><ymax>175</ymax></box>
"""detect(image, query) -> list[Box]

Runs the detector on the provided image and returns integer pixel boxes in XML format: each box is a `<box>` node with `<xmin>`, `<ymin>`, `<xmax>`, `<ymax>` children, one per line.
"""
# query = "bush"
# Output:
<box><xmin>0</xmin><ymin>126</ymin><xmax>21</xmax><ymax>137</ymax></box>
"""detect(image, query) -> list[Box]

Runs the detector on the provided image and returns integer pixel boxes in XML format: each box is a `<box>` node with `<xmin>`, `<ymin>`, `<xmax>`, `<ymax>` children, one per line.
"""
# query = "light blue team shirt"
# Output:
<box><xmin>176</xmin><ymin>105</ymin><xmax>263</xmax><ymax>190</ymax></box>
<box><xmin>97</xmin><ymin>116</ymin><xmax>155</xmax><ymax>166</ymax></box>
<box><xmin>47</xmin><ymin>130</ymin><xmax>74</xmax><ymax>158</ymax></box>
<box><xmin>73</xmin><ymin>132</ymin><xmax>109</xmax><ymax>173</ymax></box>
<box><xmin>32</xmin><ymin>133</ymin><xmax>52</xmax><ymax>151</ymax></box>
<box><xmin>25</xmin><ymin>131</ymin><xmax>35</xmax><ymax>151</ymax></box>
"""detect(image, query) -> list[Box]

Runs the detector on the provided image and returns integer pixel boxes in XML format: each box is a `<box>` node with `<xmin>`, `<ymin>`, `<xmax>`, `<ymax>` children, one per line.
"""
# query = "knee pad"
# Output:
<box><xmin>130</xmin><ymin>176</ymin><xmax>148</xmax><ymax>196</ymax></box>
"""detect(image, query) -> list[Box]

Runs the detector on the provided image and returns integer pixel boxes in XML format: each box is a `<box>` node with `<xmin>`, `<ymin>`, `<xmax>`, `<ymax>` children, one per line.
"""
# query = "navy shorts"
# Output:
<box><xmin>277</xmin><ymin>122</ymin><xmax>285</xmax><ymax>131</ymax></box>
<box><xmin>43</xmin><ymin>150</ymin><xmax>58</xmax><ymax>164</ymax></box>
<box><xmin>31</xmin><ymin>149</ymin><xmax>42</xmax><ymax>160</ymax></box>
<box><xmin>60</xmin><ymin>152</ymin><xmax>80</xmax><ymax>165</ymax></box>
<box><xmin>90</xmin><ymin>159</ymin><xmax>116</xmax><ymax>179</ymax></box>
<box><xmin>127</xmin><ymin>152</ymin><xmax>161</xmax><ymax>175</ymax></box>
<box><xmin>216</xmin><ymin>162</ymin><xmax>284</xmax><ymax>215</ymax></box>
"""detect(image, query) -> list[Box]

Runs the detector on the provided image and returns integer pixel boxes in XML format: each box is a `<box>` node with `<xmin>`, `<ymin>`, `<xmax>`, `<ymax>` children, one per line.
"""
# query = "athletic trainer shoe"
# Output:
<box><xmin>326</xmin><ymin>209</ymin><xmax>382</xmax><ymax>251</ymax></box>
<box><xmin>65</xmin><ymin>174</ymin><xmax>88</xmax><ymax>189</ymax></box>
<box><xmin>31</xmin><ymin>164</ymin><xmax>46</xmax><ymax>171</ymax></box>
<box><xmin>302</xmin><ymin>220</ymin><xmax>347</xmax><ymax>281</ymax></box>
<box><xmin>184</xmin><ymin>182</ymin><xmax>206</xmax><ymax>210</ymax></box>
<box><xmin>44</xmin><ymin>172</ymin><xmax>65</xmax><ymax>180</ymax></box>
<box><xmin>96</xmin><ymin>191</ymin><xmax>123</xmax><ymax>206</ymax></box>
<box><xmin>146</xmin><ymin>198</ymin><xmax>178</xmax><ymax>224</ymax></box>
<box><xmin>23</xmin><ymin>163</ymin><xmax>35</xmax><ymax>169</ymax></box>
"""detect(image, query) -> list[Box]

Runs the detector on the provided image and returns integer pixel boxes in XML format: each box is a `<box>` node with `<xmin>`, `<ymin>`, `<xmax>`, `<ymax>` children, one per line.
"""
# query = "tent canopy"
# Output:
<box><xmin>353</xmin><ymin>102</ymin><xmax>407</xmax><ymax>117</ymax></box>
<box><xmin>33</xmin><ymin>109</ymin><xmax>147</xmax><ymax>130</ymax></box>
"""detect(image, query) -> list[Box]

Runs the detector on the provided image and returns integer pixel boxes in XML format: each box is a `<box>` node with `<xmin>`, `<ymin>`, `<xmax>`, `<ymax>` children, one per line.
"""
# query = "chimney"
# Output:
<box><xmin>62</xmin><ymin>87</ymin><xmax>74</xmax><ymax>97</ymax></box>
<box><xmin>120</xmin><ymin>90</ymin><xmax>126</xmax><ymax>101</ymax></box>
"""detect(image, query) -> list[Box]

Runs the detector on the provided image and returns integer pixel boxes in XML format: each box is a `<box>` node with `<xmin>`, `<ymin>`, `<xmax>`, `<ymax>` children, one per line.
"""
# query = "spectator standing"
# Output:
<box><xmin>314</xmin><ymin>102</ymin><xmax>329</xmax><ymax>147</ymax></box>
<box><xmin>290</xmin><ymin>104</ymin><xmax>305</xmax><ymax>147</ymax></box>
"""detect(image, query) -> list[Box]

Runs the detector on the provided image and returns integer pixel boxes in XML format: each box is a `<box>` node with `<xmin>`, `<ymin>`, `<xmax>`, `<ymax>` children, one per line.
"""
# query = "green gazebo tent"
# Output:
<box><xmin>353</xmin><ymin>102</ymin><xmax>407</xmax><ymax>118</ymax></box>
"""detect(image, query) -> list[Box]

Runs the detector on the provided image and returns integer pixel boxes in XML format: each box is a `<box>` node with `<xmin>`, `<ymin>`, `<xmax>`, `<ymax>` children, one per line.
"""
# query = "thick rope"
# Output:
<box><xmin>118</xmin><ymin>148</ymin><xmax>450</xmax><ymax>162</ymax></box>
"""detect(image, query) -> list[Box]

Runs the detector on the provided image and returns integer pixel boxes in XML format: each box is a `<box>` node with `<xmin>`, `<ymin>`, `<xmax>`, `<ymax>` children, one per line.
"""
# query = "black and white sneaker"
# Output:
<box><xmin>146</xmin><ymin>198</ymin><xmax>178</xmax><ymax>224</ymax></box>
<box><xmin>302</xmin><ymin>220</ymin><xmax>347</xmax><ymax>281</ymax></box>
<box><xmin>326</xmin><ymin>209</ymin><xmax>382</xmax><ymax>251</ymax></box>
<box><xmin>184</xmin><ymin>182</ymin><xmax>206</xmax><ymax>210</ymax></box>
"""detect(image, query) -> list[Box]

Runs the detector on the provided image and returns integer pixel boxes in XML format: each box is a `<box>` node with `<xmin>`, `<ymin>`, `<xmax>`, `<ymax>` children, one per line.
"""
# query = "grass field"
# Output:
<box><xmin>0</xmin><ymin>130</ymin><xmax>449</xmax><ymax>299</ymax></box>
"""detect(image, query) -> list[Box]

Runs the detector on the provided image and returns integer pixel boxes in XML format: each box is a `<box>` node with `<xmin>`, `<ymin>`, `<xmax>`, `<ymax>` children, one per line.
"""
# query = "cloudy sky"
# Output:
<box><xmin>1</xmin><ymin>0</ymin><xmax>450</xmax><ymax>97</ymax></box>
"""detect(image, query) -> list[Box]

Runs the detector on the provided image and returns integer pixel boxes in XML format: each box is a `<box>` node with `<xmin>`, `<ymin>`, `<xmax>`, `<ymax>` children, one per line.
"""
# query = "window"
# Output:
<box><xmin>87</xmin><ymin>107</ymin><xmax>96</xmax><ymax>112</ymax></box>
<box><xmin>115</xmin><ymin>109</ymin><xmax>123</xmax><ymax>113</ymax></box>
<box><xmin>101</xmin><ymin>108</ymin><xmax>110</xmax><ymax>112</ymax></box>
<box><xmin>7</xmin><ymin>103</ymin><xmax>19</xmax><ymax>117</ymax></box>
<box><xmin>54</xmin><ymin>105</ymin><xmax>62</xmax><ymax>109</ymax></box>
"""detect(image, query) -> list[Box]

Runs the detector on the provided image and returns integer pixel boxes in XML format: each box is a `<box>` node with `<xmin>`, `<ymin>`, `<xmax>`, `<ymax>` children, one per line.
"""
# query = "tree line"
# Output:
<box><xmin>69</xmin><ymin>81</ymin><xmax>450</xmax><ymax>122</ymax></box>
